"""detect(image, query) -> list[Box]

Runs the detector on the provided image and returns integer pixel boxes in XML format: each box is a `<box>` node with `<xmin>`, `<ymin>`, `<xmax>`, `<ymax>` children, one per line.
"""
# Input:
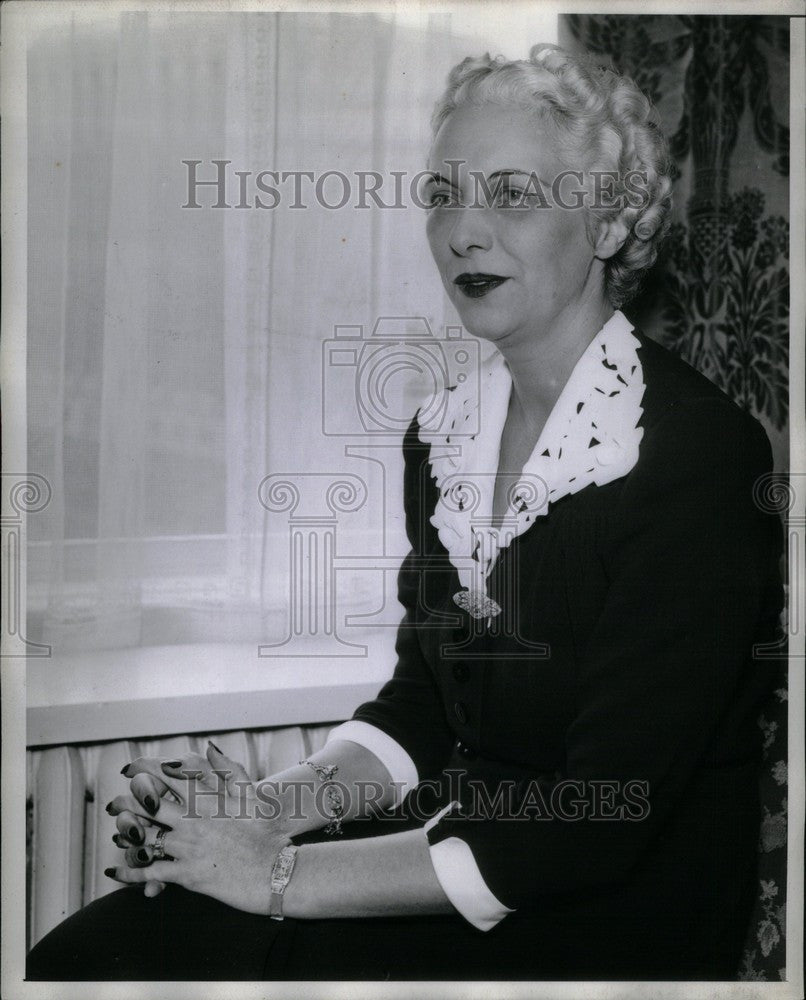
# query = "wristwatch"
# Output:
<box><xmin>269</xmin><ymin>845</ymin><xmax>298</xmax><ymax>920</ymax></box>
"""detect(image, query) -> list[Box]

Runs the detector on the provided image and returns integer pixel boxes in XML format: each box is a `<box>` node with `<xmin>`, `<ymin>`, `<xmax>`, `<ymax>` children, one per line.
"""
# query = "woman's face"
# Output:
<box><xmin>425</xmin><ymin>103</ymin><xmax>602</xmax><ymax>348</ymax></box>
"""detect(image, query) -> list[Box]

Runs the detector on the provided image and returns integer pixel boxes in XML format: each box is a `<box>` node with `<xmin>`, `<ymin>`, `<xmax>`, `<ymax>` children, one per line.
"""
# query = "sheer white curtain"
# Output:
<box><xmin>26</xmin><ymin>10</ymin><xmax>557</xmax><ymax>655</ymax></box>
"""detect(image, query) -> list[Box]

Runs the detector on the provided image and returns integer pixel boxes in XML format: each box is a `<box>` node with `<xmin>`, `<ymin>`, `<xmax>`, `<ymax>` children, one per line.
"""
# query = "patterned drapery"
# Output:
<box><xmin>560</xmin><ymin>14</ymin><xmax>790</xmax><ymax>982</ymax></box>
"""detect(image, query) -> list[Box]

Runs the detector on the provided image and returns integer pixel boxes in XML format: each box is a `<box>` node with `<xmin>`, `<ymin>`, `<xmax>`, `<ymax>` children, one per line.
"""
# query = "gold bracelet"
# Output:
<box><xmin>299</xmin><ymin>759</ymin><xmax>344</xmax><ymax>835</ymax></box>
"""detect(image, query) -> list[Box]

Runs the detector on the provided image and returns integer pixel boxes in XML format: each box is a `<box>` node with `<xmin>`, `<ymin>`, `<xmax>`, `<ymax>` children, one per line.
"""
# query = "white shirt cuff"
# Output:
<box><xmin>424</xmin><ymin>802</ymin><xmax>516</xmax><ymax>932</ymax></box>
<box><xmin>325</xmin><ymin>720</ymin><xmax>419</xmax><ymax>807</ymax></box>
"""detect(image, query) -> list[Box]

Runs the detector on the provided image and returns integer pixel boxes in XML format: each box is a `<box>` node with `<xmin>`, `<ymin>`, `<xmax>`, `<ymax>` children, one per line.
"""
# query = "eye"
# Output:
<box><xmin>426</xmin><ymin>189</ymin><xmax>458</xmax><ymax>209</ymax></box>
<box><xmin>492</xmin><ymin>182</ymin><xmax>529</xmax><ymax>209</ymax></box>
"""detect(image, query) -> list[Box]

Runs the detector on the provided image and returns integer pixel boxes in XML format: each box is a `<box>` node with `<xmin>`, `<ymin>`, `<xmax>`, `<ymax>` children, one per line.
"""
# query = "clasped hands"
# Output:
<box><xmin>105</xmin><ymin>742</ymin><xmax>291</xmax><ymax>915</ymax></box>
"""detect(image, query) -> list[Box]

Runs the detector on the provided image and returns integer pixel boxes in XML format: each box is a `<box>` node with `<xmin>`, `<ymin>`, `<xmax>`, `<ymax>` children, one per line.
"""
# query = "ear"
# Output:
<box><xmin>593</xmin><ymin>217</ymin><xmax>630</xmax><ymax>261</ymax></box>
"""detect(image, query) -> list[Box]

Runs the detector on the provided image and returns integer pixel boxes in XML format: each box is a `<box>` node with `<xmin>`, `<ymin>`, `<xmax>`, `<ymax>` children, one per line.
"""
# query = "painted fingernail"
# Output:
<box><xmin>208</xmin><ymin>740</ymin><xmax>223</xmax><ymax>754</ymax></box>
<box><xmin>161</xmin><ymin>760</ymin><xmax>183</xmax><ymax>769</ymax></box>
<box><xmin>112</xmin><ymin>834</ymin><xmax>123</xmax><ymax>847</ymax></box>
<box><xmin>144</xmin><ymin>795</ymin><xmax>158</xmax><ymax>815</ymax></box>
<box><xmin>120</xmin><ymin>764</ymin><xmax>132</xmax><ymax>776</ymax></box>
<box><xmin>136</xmin><ymin>848</ymin><xmax>150</xmax><ymax>864</ymax></box>
<box><xmin>129</xmin><ymin>826</ymin><xmax>143</xmax><ymax>845</ymax></box>
<box><xmin>104</xmin><ymin>867</ymin><xmax>117</xmax><ymax>878</ymax></box>
<box><xmin>105</xmin><ymin>801</ymin><xmax>115</xmax><ymax>815</ymax></box>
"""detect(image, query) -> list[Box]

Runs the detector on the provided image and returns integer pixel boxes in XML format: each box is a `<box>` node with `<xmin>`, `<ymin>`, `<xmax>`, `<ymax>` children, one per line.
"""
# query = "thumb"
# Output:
<box><xmin>205</xmin><ymin>740</ymin><xmax>254</xmax><ymax>797</ymax></box>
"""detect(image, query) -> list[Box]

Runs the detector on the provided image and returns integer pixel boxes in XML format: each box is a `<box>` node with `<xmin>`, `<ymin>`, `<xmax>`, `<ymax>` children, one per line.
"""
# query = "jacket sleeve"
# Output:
<box><xmin>425</xmin><ymin>396</ymin><xmax>784</xmax><ymax>914</ymax></box>
<box><xmin>330</xmin><ymin>414</ymin><xmax>455</xmax><ymax>790</ymax></box>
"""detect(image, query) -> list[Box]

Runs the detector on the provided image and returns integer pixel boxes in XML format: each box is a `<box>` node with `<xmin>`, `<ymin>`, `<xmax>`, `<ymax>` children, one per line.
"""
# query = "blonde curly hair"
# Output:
<box><xmin>431</xmin><ymin>44</ymin><xmax>673</xmax><ymax>308</ymax></box>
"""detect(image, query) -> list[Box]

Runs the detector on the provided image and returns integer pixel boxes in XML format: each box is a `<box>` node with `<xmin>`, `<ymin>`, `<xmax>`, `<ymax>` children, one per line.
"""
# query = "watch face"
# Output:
<box><xmin>272</xmin><ymin>845</ymin><xmax>298</xmax><ymax>892</ymax></box>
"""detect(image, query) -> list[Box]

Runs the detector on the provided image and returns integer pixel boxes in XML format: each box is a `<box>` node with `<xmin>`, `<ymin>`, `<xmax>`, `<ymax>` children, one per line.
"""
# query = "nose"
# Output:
<box><xmin>447</xmin><ymin>205</ymin><xmax>493</xmax><ymax>257</ymax></box>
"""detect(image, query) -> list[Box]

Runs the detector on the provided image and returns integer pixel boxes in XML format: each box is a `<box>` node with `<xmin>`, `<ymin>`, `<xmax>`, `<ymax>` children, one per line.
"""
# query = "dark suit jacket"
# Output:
<box><xmin>349</xmin><ymin>331</ymin><xmax>784</xmax><ymax>979</ymax></box>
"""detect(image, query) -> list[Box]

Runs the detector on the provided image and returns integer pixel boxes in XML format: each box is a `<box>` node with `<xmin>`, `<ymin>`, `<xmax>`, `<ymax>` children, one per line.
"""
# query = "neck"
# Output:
<box><xmin>496</xmin><ymin>293</ymin><xmax>615</xmax><ymax>435</ymax></box>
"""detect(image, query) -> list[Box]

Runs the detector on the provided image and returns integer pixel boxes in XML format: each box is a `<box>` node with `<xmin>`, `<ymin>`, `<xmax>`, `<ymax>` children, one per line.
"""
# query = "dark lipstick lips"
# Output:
<box><xmin>454</xmin><ymin>273</ymin><xmax>509</xmax><ymax>298</ymax></box>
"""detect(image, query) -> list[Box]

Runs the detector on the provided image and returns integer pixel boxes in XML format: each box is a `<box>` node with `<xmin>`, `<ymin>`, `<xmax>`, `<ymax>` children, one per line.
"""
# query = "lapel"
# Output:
<box><xmin>416</xmin><ymin>310</ymin><xmax>646</xmax><ymax>605</ymax></box>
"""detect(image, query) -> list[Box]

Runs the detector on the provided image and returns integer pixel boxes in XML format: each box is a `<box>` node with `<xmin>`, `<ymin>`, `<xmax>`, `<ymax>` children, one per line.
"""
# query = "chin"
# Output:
<box><xmin>451</xmin><ymin>302</ymin><xmax>509</xmax><ymax>342</ymax></box>
<box><xmin>455</xmin><ymin>311</ymin><xmax>516</xmax><ymax>346</ymax></box>
<box><xmin>463</xmin><ymin>324</ymin><xmax>510</xmax><ymax>346</ymax></box>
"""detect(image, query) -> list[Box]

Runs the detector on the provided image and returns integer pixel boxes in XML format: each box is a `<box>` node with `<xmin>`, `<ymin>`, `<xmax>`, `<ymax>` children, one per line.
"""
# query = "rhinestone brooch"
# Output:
<box><xmin>453</xmin><ymin>589</ymin><xmax>502</xmax><ymax>620</ymax></box>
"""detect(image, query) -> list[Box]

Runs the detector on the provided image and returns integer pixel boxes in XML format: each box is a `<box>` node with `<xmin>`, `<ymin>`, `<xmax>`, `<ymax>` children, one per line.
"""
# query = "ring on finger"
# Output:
<box><xmin>152</xmin><ymin>827</ymin><xmax>174</xmax><ymax>861</ymax></box>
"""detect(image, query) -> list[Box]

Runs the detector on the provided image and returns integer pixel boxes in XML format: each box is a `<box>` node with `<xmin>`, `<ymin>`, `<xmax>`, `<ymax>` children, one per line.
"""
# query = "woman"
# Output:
<box><xmin>28</xmin><ymin>44</ymin><xmax>783</xmax><ymax>981</ymax></box>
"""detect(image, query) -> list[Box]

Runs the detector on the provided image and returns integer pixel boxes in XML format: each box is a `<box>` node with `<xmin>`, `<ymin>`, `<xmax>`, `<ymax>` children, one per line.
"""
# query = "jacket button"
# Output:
<box><xmin>456</xmin><ymin>740</ymin><xmax>477</xmax><ymax>759</ymax></box>
<box><xmin>454</xmin><ymin>701</ymin><xmax>468</xmax><ymax>724</ymax></box>
<box><xmin>452</xmin><ymin>663</ymin><xmax>470</xmax><ymax>683</ymax></box>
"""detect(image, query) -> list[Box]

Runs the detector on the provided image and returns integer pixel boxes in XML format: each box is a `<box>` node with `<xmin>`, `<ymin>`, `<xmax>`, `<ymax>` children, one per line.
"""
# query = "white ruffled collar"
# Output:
<box><xmin>417</xmin><ymin>310</ymin><xmax>645</xmax><ymax>600</ymax></box>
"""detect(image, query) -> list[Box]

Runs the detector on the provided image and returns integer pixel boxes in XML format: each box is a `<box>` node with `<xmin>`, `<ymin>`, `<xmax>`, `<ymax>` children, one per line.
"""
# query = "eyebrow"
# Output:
<box><xmin>426</xmin><ymin>168</ymin><xmax>548</xmax><ymax>187</ymax></box>
<box><xmin>489</xmin><ymin>168</ymin><xmax>553</xmax><ymax>188</ymax></box>
<box><xmin>489</xmin><ymin>169</ymin><xmax>532</xmax><ymax>179</ymax></box>
<box><xmin>424</xmin><ymin>172</ymin><xmax>458</xmax><ymax>189</ymax></box>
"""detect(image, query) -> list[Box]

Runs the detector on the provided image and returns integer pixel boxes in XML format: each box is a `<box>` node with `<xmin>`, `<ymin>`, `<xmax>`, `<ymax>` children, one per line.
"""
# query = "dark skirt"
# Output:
<box><xmin>26</xmin><ymin>791</ymin><xmax>758</xmax><ymax>983</ymax></box>
<box><xmin>25</xmin><ymin>876</ymin><xmax>754</xmax><ymax>982</ymax></box>
<box><xmin>27</xmin><ymin>836</ymin><xmax>752</xmax><ymax>981</ymax></box>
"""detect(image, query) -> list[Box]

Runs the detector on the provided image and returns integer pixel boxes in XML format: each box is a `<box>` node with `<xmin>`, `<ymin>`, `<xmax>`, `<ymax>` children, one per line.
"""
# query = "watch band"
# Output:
<box><xmin>269</xmin><ymin>844</ymin><xmax>298</xmax><ymax>920</ymax></box>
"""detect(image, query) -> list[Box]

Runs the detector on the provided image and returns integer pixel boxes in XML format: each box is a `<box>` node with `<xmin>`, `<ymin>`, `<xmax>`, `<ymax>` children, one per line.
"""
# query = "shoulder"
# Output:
<box><xmin>600</xmin><ymin>336</ymin><xmax>781</xmax><ymax>573</ymax></box>
<box><xmin>635</xmin><ymin>328</ymin><xmax>738</xmax><ymax>423</ymax></box>
<box><xmin>403</xmin><ymin>408</ymin><xmax>432</xmax><ymax>456</ymax></box>
<box><xmin>632</xmin><ymin>329</ymin><xmax>771</xmax><ymax>469</ymax></box>
<box><xmin>400</xmin><ymin>406</ymin><xmax>443</xmax><ymax>549</ymax></box>
<box><xmin>402</xmin><ymin>408</ymin><xmax>437</xmax><ymax>496</ymax></box>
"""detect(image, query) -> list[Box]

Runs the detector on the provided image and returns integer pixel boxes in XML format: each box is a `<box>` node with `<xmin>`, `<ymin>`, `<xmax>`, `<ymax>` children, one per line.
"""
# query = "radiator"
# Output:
<box><xmin>26</xmin><ymin>723</ymin><xmax>336</xmax><ymax>948</ymax></box>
